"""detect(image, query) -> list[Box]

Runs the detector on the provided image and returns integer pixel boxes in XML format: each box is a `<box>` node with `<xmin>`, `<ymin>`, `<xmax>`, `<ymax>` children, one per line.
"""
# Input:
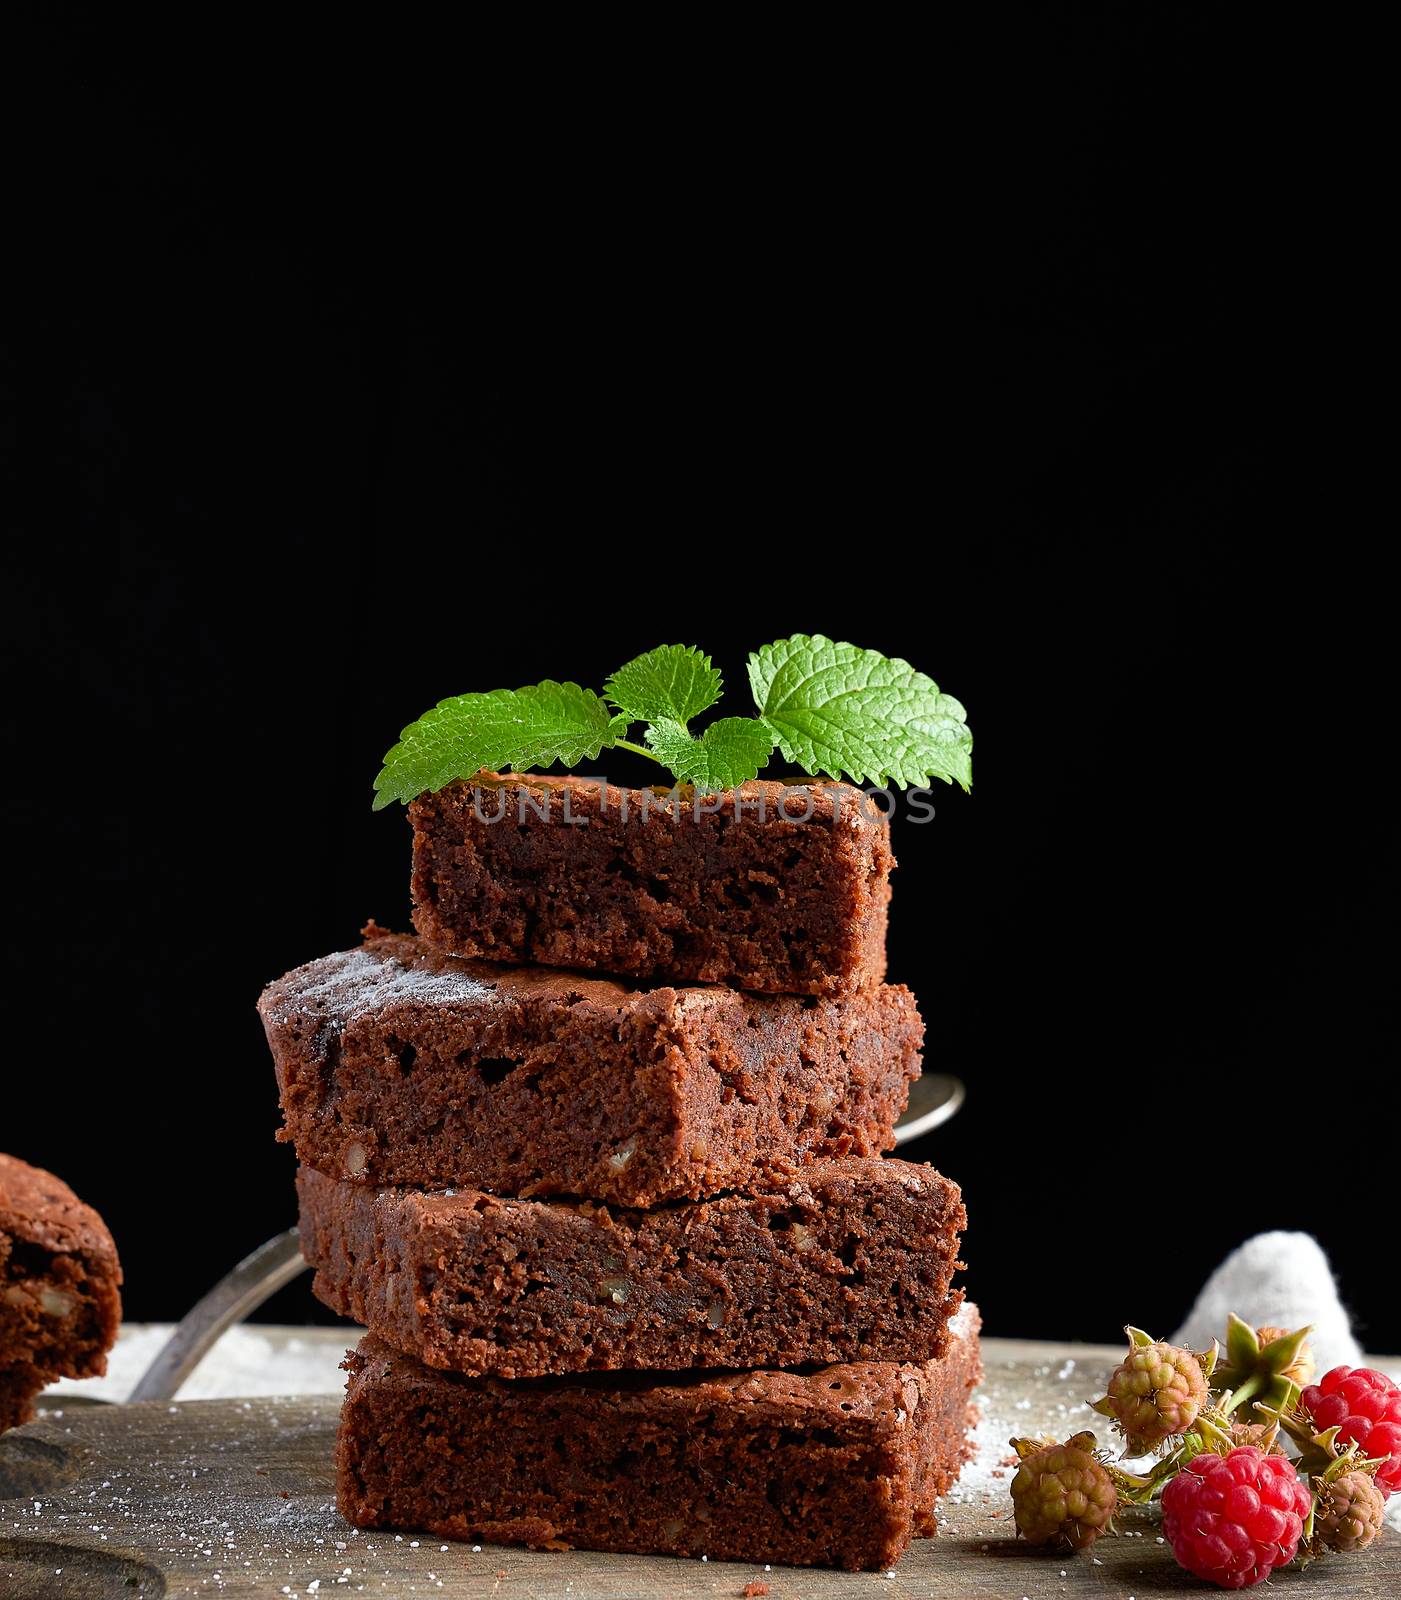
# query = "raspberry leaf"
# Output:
<box><xmin>605</xmin><ymin>644</ymin><xmax>723</xmax><ymax>726</ymax></box>
<box><xmin>373</xmin><ymin>682</ymin><xmax>624</xmax><ymax>809</ymax></box>
<box><xmin>748</xmin><ymin>633</ymin><xmax>973</xmax><ymax>790</ymax></box>
<box><xmin>643</xmin><ymin>716</ymin><xmax>776</xmax><ymax>792</ymax></box>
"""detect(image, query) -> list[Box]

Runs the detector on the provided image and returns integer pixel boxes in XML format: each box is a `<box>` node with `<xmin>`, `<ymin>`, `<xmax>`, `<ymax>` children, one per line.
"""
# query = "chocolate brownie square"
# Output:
<box><xmin>261</xmin><ymin>929</ymin><xmax>922</xmax><ymax>1204</ymax></box>
<box><xmin>408</xmin><ymin>774</ymin><xmax>892</xmax><ymax>994</ymax></box>
<box><xmin>335</xmin><ymin>1302</ymin><xmax>982</xmax><ymax>1570</ymax></box>
<box><xmin>298</xmin><ymin>1156</ymin><xmax>964</xmax><ymax>1377</ymax></box>
<box><xmin>0</xmin><ymin>1154</ymin><xmax>121</xmax><ymax>1431</ymax></box>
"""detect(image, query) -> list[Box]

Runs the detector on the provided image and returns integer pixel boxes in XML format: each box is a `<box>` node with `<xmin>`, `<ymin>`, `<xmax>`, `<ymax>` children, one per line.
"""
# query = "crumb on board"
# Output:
<box><xmin>743</xmin><ymin>1584</ymin><xmax>770</xmax><ymax>1598</ymax></box>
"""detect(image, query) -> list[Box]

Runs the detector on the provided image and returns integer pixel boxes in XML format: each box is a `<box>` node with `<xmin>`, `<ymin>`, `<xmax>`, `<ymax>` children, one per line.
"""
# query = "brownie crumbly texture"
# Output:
<box><xmin>0</xmin><ymin>1154</ymin><xmax>122</xmax><ymax>1431</ymax></box>
<box><xmin>336</xmin><ymin>1301</ymin><xmax>982</xmax><ymax>1570</ymax></box>
<box><xmin>408</xmin><ymin>773</ymin><xmax>893</xmax><ymax>995</ymax></box>
<box><xmin>261</xmin><ymin>929</ymin><xmax>923</xmax><ymax>1204</ymax></box>
<box><xmin>298</xmin><ymin>1156</ymin><xmax>964</xmax><ymax>1378</ymax></box>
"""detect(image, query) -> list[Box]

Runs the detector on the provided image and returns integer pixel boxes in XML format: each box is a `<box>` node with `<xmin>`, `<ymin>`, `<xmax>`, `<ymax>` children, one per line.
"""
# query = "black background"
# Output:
<box><xmin>3</xmin><ymin>13</ymin><xmax>1393</xmax><ymax>1347</ymax></box>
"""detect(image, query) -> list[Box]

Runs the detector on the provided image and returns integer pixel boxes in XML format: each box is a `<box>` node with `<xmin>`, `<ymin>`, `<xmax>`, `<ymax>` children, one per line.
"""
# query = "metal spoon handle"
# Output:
<box><xmin>892</xmin><ymin>1072</ymin><xmax>966</xmax><ymax>1144</ymax></box>
<box><xmin>127</xmin><ymin>1228</ymin><xmax>310</xmax><ymax>1404</ymax></box>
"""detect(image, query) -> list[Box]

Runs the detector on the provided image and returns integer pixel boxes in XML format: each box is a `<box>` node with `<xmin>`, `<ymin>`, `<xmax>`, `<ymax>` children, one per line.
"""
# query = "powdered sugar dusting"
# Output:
<box><xmin>266</xmin><ymin>947</ymin><xmax>494</xmax><ymax>1027</ymax></box>
<box><xmin>947</xmin><ymin>1300</ymin><xmax>975</xmax><ymax>1342</ymax></box>
<box><xmin>939</xmin><ymin>1392</ymin><xmax>1010</xmax><ymax>1504</ymax></box>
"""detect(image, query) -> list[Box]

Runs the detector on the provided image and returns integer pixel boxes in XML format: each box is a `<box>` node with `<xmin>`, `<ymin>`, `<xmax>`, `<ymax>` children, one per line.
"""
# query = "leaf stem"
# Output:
<box><xmin>612</xmin><ymin>737</ymin><xmax>667</xmax><ymax>766</ymax></box>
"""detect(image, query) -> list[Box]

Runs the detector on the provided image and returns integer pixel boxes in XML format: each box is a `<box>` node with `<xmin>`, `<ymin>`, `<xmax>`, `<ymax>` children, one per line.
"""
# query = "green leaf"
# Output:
<box><xmin>605</xmin><ymin>644</ymin><xmax>723</xmax><ymax>726</ymax></box>
<box><xmin>643</xmin><ymin>717</ymin><xmax>775</xmax><ymax>792</ymax></box>
<box><xmin>373</xmin><ymin>681</ymin><xmax>623</xmax><ymax>808</ymax></box>
<box><xmin>1225</xmin><ymin>1312</ymin><xmax>1261</xmax><ymax>1375</ymax></box>
<box><xmin>748</xmin><ymin>634</ymin><xmax>973</xmax><ymax>790</ymax></box>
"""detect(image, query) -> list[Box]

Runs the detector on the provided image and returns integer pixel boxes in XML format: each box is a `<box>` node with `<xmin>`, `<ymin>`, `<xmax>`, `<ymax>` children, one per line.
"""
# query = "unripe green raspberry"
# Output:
<box><xmin>1102</xmin><ymin>1340</ymin><xmax>1208</xmax><ymax>1453</ymax></box>
<box><xmin>1315</xmin><ymin>1469</ymin><xmax>1386</xmax><ymax>1553</ymax></box>
<box><xmin>1009</xmin><ymin>1431</ymin><xmax>1117</xmax><ymax>1551</ymax></box>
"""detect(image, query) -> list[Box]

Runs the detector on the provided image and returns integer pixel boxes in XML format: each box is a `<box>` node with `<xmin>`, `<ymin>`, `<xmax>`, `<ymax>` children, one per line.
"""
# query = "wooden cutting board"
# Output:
<box><xmin>0</xmin><ymin>1337</ymin><xmax>1393</xmax><ymax>1599</ymax></box>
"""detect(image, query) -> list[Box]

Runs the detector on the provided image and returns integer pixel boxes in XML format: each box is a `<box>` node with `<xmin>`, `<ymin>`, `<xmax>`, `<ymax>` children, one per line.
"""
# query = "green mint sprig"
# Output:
<box><xmin>372</xmin><ymin>636</ymin><xmax>972</xmax><ymax>808</ymax></box>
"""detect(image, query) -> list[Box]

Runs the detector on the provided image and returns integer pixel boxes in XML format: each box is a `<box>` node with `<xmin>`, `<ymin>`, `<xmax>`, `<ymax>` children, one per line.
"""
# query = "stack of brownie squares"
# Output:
<box><xmin>259</xmin><ymin>773</ymin><xmax>979</xmax><ymax>1572</ymax></box>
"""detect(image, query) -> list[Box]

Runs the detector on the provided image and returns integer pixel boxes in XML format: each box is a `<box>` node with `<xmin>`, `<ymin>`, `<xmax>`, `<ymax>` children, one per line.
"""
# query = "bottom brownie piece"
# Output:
<box><xmin>1</xmin><ymin>1154</ymin><xmax>122</xmax><ymax>1431</ymax></box>
<box><xmin>336</xmin><ymin>1302</ymin><xmax>982</xmax><ymax>1571</ymax></box>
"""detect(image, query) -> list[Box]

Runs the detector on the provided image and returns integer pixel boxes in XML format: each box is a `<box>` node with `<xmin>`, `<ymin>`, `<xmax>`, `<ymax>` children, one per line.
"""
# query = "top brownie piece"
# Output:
<box><xmin>409</xmin><ymin>773</ymin><xmax>894</xmax><ymax>994</ymax></box>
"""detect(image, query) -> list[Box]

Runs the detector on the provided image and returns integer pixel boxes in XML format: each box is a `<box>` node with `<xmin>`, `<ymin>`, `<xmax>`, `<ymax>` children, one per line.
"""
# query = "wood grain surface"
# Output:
<box><xmin>0</xmin><ymin>1335</ymin><xmax>1394</xmax><ymax>1599</ymax></box>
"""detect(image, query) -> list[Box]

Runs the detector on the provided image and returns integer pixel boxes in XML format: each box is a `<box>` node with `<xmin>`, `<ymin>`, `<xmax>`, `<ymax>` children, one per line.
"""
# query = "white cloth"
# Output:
<box><xmin>1173</xmin><ymin>1231</ymin><xmax>1365</xmax><ymax>1374</ymax></box>
<box><xmin>46</xmin><ymin>1323</ymin><xmax>353</xmax><ymax>1403</ymax></box>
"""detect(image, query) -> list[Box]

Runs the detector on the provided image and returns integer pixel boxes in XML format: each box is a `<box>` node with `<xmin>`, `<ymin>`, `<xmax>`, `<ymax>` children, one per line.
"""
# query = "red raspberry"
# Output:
<box><xmin>1299</xmin><ymin>1366</ymin><xmax>1401</xmax><ymax>1496</ymax></box>
<box><xmin>1161</xmin><ymin>1446</ymin><xmax>1310</xmax><ymax>1589</ymax></box>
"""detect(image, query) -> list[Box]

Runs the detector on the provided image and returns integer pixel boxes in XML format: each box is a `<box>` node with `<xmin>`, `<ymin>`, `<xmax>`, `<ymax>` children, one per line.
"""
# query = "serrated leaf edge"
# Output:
<box><xmin>749</xmin><ymin>633</ymin><xmax>973</xmax><ymax>790</ymax></box>
<box><xmin>603</xmin><ymin>643</ymin><xmax>723</xmax><ymax>726</ymax></box>
<box><xmin>372</xmin><ymin>680</ymin><xmax>621</xmax><ymax>808</ymax></box>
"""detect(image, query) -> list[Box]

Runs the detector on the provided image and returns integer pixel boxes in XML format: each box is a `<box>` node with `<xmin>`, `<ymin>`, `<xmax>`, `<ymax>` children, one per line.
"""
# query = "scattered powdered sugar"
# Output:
<box><xmin>266</xmin><ymin>947</ymin><xmax>494</xmax><ymax>1026</ymax></box>
<box><xmin>940</xmin><ymin>1392</ymin><xmax>1011</xmax><ymax>1504</ymax></box>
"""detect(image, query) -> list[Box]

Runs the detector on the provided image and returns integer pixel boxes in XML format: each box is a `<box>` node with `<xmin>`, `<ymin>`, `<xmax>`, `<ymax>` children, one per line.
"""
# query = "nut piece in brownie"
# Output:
<box><xmin>336</xmin><ymin>1302</ymin><xmax>982</xmax><ymax>1571</ymax></box>
<box><xmin>261</xmin><ymin>929</ymin><xmax>922</xmax><ymax>1204</ymax></box>
<box><xmin>298</xmin><ymin>1156</ymin><xmax>964</xmax><ymax>1377</ymax></box>
<box><xmin>408</xmin><ymin>773</ymin><xmax>893</xmax><ymax>994</ymax></box>
<box><xmin>0</xmin><ymin>1154</ymin><xmax>122</xmax><ymax>1431</ymax></box>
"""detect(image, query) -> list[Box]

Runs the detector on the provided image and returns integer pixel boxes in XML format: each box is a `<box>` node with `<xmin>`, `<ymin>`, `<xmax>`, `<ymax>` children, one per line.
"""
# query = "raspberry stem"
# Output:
<box><xmin>1221</xmin><ymin>1371</ymin><xmax>1266</xmax><ymax>1416</ymax></box>
<box><xmin>1192</xmin><ymin>1411</ymin><xmax>1237</xmax><ymax>1452</ymax></box>
<box><xmin>1110</xmin><ymin>1452</ymin><xmax>1181</xmax><ymax>1505</ymax></box>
